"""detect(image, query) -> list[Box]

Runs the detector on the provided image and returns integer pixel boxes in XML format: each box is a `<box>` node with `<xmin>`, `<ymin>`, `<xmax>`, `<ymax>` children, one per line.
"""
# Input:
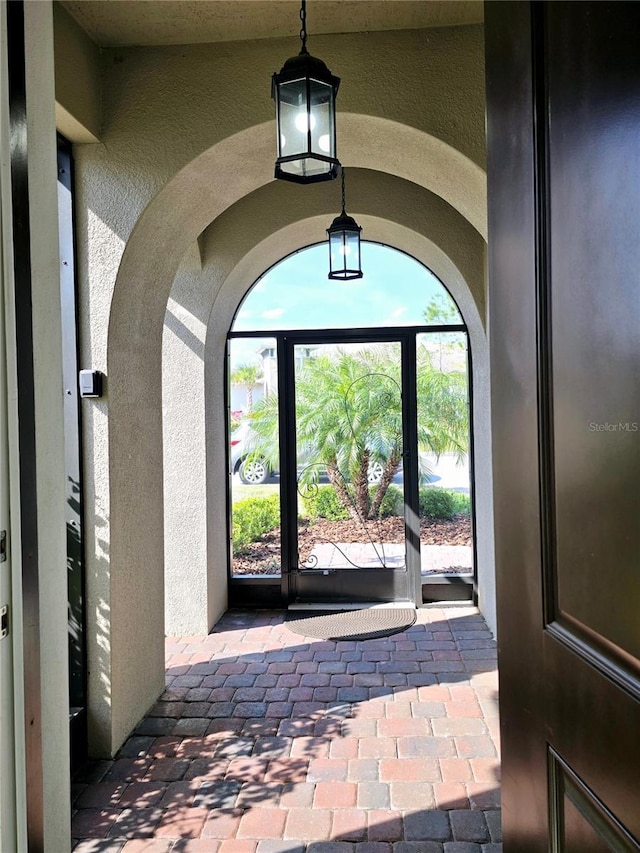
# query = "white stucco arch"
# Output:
<box><xmin>162</xmin><ymin>168</ymin><xmax>487</xmax><ymax>635</ymax></box>
<box><xmin>202</xmin><ymin>218</ymin><xmax>494</xmax><ymax>639</ymax></box>
<box><xmin>100</xmin><ymin>117</ymin><xmax>487</xmax><ymax>755</ymax></box>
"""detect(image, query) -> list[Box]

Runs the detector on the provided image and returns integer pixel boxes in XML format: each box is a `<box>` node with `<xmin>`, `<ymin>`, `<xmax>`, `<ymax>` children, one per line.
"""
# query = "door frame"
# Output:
<box><xmin>57</xmin><ymin>134</ymin><xmax>88</xmax><ymax>773</ymax></box>
<box><xmin>0</xmin><ymin>68</ymin><xmax>18</xmax><ymax>850</ymax></box>
<box><xmin>227</xmin><ymin>323</ymin><xmax>474</xmax><ymax>608</ymax></box>
<box><xmin>280</xmin><ymin>330</ymin><xmax>417</xmax><ymax>606</ymax></box>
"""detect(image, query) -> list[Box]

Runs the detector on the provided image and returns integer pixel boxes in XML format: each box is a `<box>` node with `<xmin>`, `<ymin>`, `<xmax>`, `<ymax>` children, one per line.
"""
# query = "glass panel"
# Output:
<box><xmin>309</xmin><ymin>80</ymin><xmax>333</xmax><ymax>157</ymax></box>
<box><xmin>345</xmin><ymin>230</ymin><xmax>361</xmax><ymax>273</ymax></box>
<box><xmin>298</xmin><ymin>158</ymin><xmax>330</xmax><ymax>179</ymax></box>
<box><xmin>278</xmin><ymin>99</ymin><xmax>299</xmax><ymax>158</ymax></box>
<box><xmin>277</xmin><ymin>78</ymin><xmax>309</xmax><ymax>179</ymax></box>
<box><xmin>329</xmin><ymin>229</ymin><xmax>361</xmax><ymax>280</ymax></box>
<box><xmin>329</xmin><ymin>230</ymin><xmax>347</xmax><ymax>277</ymax></box>
<box><xmin>294</xmin><ymin>342</ymin><xmax>406</xmax><ymax>571</ymax></box>
<box><xmin>232</xmin><ymin>243</ymin><xmax>463</xmax><ymax>332</ymax></box>
<box><xmin>228</xmin><ymin>338</ymin><xmax>281</xmax><ymax>577</ymax></box>
<box><xmin>416</xmin><ymin>332</ymin><xmax>472</xmax><ymax>578</ymax></box>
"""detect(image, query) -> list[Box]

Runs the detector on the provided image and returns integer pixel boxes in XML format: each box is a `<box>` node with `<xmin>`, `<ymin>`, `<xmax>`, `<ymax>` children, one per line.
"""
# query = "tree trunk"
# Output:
<box><xmin>369</xmin><ymin>451</ymin><xmax>401</xmax><ymax>519</ymax></box>
<box><xmin>326</xmin><ymin>464</ymin><xmax>359</xmax><ymax>522</ymax></box>
<box><xmin>353</xmin><ymin>449</ymin><xmax>371</xmax><ymax>521</ymax></box>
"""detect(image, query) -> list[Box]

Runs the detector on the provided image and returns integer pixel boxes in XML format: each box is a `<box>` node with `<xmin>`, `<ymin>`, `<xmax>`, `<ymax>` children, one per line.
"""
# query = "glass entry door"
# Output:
<box><xmin>285</xmin><ymin>337</ymin><xmax>418</xmax><ymax>604</ymax></box>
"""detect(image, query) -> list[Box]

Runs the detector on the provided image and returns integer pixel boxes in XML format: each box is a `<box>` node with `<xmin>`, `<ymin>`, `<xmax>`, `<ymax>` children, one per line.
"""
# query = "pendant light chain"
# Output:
<box><xmin>341</xmin><ymin>167</ymin><xmax>346</xmax><ymax>214</ymax></box>
<box><xmin>299</xmin><ymin>0</ymin><xmax>308</xmax><ymax>54</ymax></box>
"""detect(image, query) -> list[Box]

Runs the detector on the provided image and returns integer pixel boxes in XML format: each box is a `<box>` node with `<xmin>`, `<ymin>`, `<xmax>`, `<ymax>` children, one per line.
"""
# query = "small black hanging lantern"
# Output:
<box><xmin>327</xmin><ymin>167</ymin><xmax>363</xmax><ymax>280</ymax></box>
<box><xmin>272</xmin><ymin>0</ymin><xmax>340</xmax><ymax>184</ymax></box>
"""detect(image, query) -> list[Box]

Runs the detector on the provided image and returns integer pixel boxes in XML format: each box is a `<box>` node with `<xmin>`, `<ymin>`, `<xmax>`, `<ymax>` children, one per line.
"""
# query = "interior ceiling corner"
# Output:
<box><xmin>59</xmin><ymin>1</ymin><xmax>484</xmax><ymax>48</ymax></box>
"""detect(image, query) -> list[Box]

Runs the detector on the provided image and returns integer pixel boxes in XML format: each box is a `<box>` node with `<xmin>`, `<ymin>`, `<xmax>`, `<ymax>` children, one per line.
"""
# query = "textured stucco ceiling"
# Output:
<box><xmin>60</xmin><ymin>0</ymin><xmax>484</xmax><ymax>48</ymax></box>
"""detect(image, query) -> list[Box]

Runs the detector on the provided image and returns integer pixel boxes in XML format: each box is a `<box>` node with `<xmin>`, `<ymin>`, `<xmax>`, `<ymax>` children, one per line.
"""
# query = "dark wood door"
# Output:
<box><xmin>486</xmin><ymin>3</ymin><xmax>640</xmax><ymax>850</ymax></box>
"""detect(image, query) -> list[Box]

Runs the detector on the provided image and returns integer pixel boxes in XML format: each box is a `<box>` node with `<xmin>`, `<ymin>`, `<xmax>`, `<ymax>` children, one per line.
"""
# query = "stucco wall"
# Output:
<box><xmin>163</xmin><ymin>170</ymin><xmax>487</xmax><ymax>636</ymax></box>
<box><xmin>69</xmin><ymin>24</ymin><xmax>487</xmax><ymax>755</ymax></box>
<box><xmin>53</xmin><ymin>2</ymin><xmax>101</xmax><ymax>142</ymax></box>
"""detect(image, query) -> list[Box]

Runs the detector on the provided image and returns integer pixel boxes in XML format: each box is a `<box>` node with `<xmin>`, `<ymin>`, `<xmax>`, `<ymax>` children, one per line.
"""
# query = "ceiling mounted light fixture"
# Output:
<box><xmin>327</xmin><ymin>167</ymin><xmax>363</xmax><ymax>280</ymax></box>
<box><xmin>272</xmin><ymin>0</ymin><xmax>340</xmax><ymax>184</ymax></box>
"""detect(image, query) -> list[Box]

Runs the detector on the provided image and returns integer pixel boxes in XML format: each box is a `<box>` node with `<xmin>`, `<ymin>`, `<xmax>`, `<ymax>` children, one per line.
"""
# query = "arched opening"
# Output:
<box><xmin>225</xmin><ymin>242</ymin><xmax>474</xmax><ymax>608</ymax></box>
<box><xmin>100</xmin><ymin>123</ymin><xmax>489</xmax><ymax>755</ymax></box>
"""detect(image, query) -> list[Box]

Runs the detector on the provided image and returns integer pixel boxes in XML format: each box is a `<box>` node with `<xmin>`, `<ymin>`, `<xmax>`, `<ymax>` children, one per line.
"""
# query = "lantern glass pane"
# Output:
<box><xmin>278</xmin><ymin>78</ymin><xmax>307</xmax><ymax>154</ymax></box>
<box><xmin>302</xmin><ymin>159</ymin><xmax>332</xmax><ymax>179</ymax></box>
<box><xmin>329</xmin><ymin>230</ymin><xmax>347</xmax><ymax>276</ymax></box>
<box><xmin>346</xmin><ymin>230</ymin><xmax>361</xmax><ymax>269</ymax></box>
<box><xmin>278</xmin><ymin>76</ymin><xmax>306</xmax><ymax>108</ymax></box>
<box><xmin>309</xmin><ymin>79</ymin><xmax>334</xmax><ymax>158</ymax></box>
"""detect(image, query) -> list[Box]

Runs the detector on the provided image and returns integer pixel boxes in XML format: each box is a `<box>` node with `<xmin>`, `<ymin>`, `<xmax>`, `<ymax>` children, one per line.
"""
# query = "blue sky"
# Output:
<box><xmin>230</xmin><ymin>242</ymin><xmax>459</xmax><ymax>368</ymax></box>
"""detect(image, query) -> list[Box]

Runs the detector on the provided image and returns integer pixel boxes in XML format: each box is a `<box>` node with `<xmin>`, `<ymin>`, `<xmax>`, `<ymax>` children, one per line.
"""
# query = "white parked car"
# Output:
<box><xmin>230</xmin><ymin>422</ymin><xmax>272</xmax><ymax>484</ymax></box>
<box><xmin>230</xmin><ymin>422</ymin><xmax>385</xmax><ymax>486</ymax></box>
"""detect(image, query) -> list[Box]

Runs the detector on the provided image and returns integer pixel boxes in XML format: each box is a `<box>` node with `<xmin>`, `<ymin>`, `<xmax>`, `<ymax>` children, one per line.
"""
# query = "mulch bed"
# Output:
<box><xmin>232</xmin><ymin>515</ymin><xmax>472</xmax><ymax>575</ymax></box>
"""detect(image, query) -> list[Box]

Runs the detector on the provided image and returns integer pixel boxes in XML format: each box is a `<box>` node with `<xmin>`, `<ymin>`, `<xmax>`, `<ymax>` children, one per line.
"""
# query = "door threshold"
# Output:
<box><xmin>288</xmin><ymin>601</ymin><xmax>416</xmax><ymax>611</ymax></box>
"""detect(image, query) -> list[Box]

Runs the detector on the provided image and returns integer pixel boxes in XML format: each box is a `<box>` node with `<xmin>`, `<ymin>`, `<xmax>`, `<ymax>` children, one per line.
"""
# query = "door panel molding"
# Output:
<box><xmin>531</xmin><ymin>0</ymin><xmax>559</xmax><ymax>640</ymax></box>
<box><xmin>547</xmin><ymin>618</ymin><xmax>640</xmax><ymax>704</ymax></box>
<box><xmin>545</xmin><ymin>638</ymin><xmax>640</xmax><ymax>839</ymax></box>
<box><xmin>531</xmin><ymin>3</ymin><xmax>640</xmax><ymax>732</ymax></box>
<box><xmin>532</xmin><ymin>0</ymin><xmax>640</xmax><ymax>704</ymax></box>
<box><xmin>549</xmin><ymin>748</ymin><xmax>639</xmax><ymax>852</ymax></box>
<box><xmin>538</xmin><ymin>0</ymin><xmax>640</xmax><ymax>673</ymax></box>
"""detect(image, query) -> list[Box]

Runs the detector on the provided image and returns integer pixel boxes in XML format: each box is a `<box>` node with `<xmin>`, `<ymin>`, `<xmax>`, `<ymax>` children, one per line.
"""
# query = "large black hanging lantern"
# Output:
<box><xmin>272</xmin><ymin>0</ymin><xmax>340</xmax><ymax>184</ymax></box>
<box><xmin>327</xmin><ymin>167</ymin><xmax>363</xmax><ymax>280</ymax></box>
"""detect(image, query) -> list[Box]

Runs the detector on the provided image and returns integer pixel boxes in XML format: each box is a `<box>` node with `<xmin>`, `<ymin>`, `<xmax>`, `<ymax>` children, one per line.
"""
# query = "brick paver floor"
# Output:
<box><xmin>72</xmin><ymin>606</ymin><xmax>501</xmax><ymax>852</ymax></box>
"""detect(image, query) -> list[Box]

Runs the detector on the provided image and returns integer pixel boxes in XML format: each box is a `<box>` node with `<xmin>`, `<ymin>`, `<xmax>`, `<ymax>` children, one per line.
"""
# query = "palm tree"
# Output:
<box><xmin>416</xmin><ymin>340</ymin><xmax>468</xmax><ymax>461</ymax></box>
<box><xmin>294</xmin><ymin>348</ymin><xmax>402</xmax><ymax>521</ymax></box>
<box><xmin>248</xmin><ymin>344</ymin><xmax>468</xmax><ymax>522</ymax></box>
<box><xmin>230</xmin><ymin>362</ymin><xmax>261</xmax><ymax>412</ymax></box>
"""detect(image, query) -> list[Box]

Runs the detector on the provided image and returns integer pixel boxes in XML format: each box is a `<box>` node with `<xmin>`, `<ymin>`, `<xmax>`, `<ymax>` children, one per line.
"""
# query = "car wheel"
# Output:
<box><xmin>367</xmin><ymin>460</ymin><xmax>384</xmax><ymax>485</ymax></box>
<box><xmin>239</xmin><ymin>456</ymin><xmax>270</xmax><ymax>485</ymax></box>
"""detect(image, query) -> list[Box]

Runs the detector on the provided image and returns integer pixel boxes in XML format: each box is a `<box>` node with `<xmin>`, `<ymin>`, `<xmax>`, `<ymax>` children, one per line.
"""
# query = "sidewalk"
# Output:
<box><xmin>307</xmin><ymin>543</ymin><xmax>473</xmax><ymax>573</ymax></box>
<box><xmin>72</xmin><ymin>606</ymin><xmax>501</xmax><ymax>852</ymax></box>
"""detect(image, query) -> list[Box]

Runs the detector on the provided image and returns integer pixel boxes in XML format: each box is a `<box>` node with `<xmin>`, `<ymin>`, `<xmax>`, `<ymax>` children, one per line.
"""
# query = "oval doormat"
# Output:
<box><xmin>285</xmin><ymin>608</ymin><xmax>417</xmax><ymax>641</ymax></box>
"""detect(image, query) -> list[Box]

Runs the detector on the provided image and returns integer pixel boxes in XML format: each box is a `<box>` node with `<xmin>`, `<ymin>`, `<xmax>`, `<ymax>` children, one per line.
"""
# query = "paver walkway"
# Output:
<box><xmin>72</xmin><ymin>606</ymin><xmax>501</xmax><ymax>852</ymax></box>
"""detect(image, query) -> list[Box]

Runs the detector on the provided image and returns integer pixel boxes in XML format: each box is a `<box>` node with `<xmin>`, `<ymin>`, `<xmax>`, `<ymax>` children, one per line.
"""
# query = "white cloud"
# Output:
<box><xmin>390</xmin><ymin>306</ymin><xmax>407</xmax><ymax>319</ymax></box>
<box><xmin>262</xmin><ymin>308</ymin><xmax>285</xmax><ymax>319</ymax></box>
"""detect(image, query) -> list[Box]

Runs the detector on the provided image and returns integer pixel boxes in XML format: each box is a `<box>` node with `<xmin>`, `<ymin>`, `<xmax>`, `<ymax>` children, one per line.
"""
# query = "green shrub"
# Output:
<box><xmin>374</xmin><ymin>484</ymin><xmax>404</xmax><ymax>517</ymax></box>
<box><xmin>232</xmin><ymin>495</ymin><xmax>280</xmax><ymax>552</ymax></box>
<box><xmin>302</xmin><ymin>484</ymin><xmax>469</xmax><ymax>523</ymax></box>
<box><xmin>449</xmin><ymin>491</ymin><xmax>471</xmax><ymax>516</ymax></box>
<box><xmin>303</xmin><ymin>485</ymin><xmax>349</xmax><ymax>520</ymax></box>
<box><xmin>419</xmin><ymin>487</ymin><xmax>455</xmax><ymax>520</ymax></box>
